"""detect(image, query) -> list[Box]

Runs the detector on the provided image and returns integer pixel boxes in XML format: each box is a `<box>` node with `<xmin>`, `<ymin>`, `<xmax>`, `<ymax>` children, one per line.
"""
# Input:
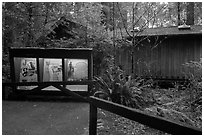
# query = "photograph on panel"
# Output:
<box><xmin>65</xmin><ymin>59</ymin><xmax>88</xmax><ymax>81</ymax></box>
<box><xmin>43</xmin><ymin>58</ymin><xmax>62</xmax><ymax>82</ymax></box>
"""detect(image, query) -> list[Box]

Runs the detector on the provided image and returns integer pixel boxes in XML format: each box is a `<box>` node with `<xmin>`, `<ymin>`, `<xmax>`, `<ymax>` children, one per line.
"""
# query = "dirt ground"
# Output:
<box><xmin>2</xmin><ymin>99</ymin><xmax>90</xmax><ymax>135</ymax></box>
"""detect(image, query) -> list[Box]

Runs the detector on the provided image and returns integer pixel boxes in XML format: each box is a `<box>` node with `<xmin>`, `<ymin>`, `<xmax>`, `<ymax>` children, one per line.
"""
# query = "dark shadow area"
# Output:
<box><xmin>6</xmin><ymin>94</ymin><xmax>89</xmax><ymax>103</ymax></box>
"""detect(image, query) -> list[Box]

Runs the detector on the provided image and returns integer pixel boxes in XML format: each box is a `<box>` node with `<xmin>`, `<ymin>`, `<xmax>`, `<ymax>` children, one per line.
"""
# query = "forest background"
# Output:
<box><xmin>2</xmin><ymin>2</ymin><xmax>202</xmax><ymax>134</ymax></box>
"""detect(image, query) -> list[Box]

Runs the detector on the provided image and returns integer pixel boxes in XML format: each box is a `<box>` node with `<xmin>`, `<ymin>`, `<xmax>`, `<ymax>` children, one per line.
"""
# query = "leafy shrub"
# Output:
<box><xmin>92</xmin><ymin>55</ymin><xmax>156</xmax><ymax>109</ymax></box>
<box><xmin>183</xmin><ymin>59</ymin><xmax>202</xmax><ymax>81</ymax></box>
<box><xmin>2</xmin><ymin>53</ymin><xmax>11</xmax><ymax>82</ymax></box>
<box><xmin>182</xmin><ymin>59</ymin><xmax>202</xmax><ymax>108</ymax></box>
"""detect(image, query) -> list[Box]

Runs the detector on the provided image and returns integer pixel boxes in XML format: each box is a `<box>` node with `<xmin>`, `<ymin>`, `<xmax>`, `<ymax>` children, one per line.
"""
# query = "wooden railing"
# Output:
<box><xmin>2</xmin><ymin>82</ymin><xmax>202</xmax><ymax>135</ymax></box>
<box><xmin>88</xmin><ymin>96</ymin><xmax>202</xmax><ymax>135</ymax></box>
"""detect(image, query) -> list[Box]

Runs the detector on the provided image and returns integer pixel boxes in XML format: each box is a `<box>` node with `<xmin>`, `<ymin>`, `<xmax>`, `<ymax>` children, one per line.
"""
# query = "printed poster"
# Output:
<box><xmin>43</xmin><ymin>59</ymin><xmax>62</xmax><ymax>82</ymax></box>
<box><xmin>66</xmin><ymin>59</ymin><xmax>88</xmax><ymax>91</ymax></box>
<box><xmin>42</xmin><ymin>59</ymin><xmax>62</xmax><ymax>90</ymax></box>
<box><xmin>66</xmin><ymin>59</ymin><xmax>88</xmax><ymax>81</ymax></box>
<box><xmin>18</xmin><ymin>58</ymin><xmax>38</xmax><ymax>90</ymax></box>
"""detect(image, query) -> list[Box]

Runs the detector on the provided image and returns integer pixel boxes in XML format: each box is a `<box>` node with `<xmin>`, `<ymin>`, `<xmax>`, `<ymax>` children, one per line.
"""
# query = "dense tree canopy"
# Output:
<box><xmin>2</xmin><ymin>2</ymin><xmax>202</xmax><ymax>77</ymax></box>
<box><xmin>3</xmin><ymin>2</ymin><xmax>202</xmax><ymax>50</ymax></box>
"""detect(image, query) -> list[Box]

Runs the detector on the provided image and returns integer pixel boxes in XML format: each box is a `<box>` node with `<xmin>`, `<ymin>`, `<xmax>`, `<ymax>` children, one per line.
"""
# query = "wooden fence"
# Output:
<box><xmin>2</xmin><ymin>82</ymin><xmax>202</xmax><ymax>135</ymax></box>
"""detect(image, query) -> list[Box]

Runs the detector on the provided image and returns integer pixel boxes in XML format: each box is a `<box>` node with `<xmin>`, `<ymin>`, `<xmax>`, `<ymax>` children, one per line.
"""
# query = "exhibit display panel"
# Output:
<box><xmin>14</xmin><ymin>57</ymin><xmax>38</xmax><ymax>90</ymax></box>
<box><xmin>65</xmin><ymin>59</ymin><xmax>88</xmax><ymax>91</ymax></box>
<box><xmin>9</xmin><ymin>47</ymin><xmax>93</xmax><ymax>94</ymax></box>
<box><xmin>41</xmin><ymin>58</ymin><xmax>62</xmax><ymax>82</ymax></box>
<box><xmin>65</xmin><ymin>59</ymin><xmax>88</xmax><ymax>81</ymax></box>
<box><xmin>39</xmin><ymin>58</ymin><xmax>62</xmax><ymax>90</ymax></box>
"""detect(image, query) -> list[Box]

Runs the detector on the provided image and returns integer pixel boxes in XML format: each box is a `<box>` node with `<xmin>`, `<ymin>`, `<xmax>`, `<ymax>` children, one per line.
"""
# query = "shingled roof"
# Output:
<box><xmin>130</xmin><ymin>25</ymin><xmax>202</xmax><ymax>37</ymax></box>
<box><xmin>46</xmin><ymin>16</ymin><xmax>87</xmax><ymax>40</ymax></box>
<box><xmin>36</xmin><ymin>17</ymin><xmax>87</xmax><ymax>46</ymax></box>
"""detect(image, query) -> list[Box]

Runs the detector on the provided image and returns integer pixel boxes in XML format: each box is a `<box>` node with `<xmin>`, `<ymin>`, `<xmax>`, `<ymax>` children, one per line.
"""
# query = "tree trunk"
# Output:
<box><xmin>177</xmin><ymin>2</ymin><xmax>181</xmax><ymax>26</ymax></box>
<box><xmin>27</xmin><ymin>3</ymin><xmax>33</xmax><ymax>47</ymax></box>
<box><xmin>186</xmin><ymin>2</ymin><xmax>194</xmax><ymax>25</ymax></box>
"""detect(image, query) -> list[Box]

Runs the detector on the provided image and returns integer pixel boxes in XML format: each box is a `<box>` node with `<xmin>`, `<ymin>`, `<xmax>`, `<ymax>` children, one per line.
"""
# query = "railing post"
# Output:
<box><xmin>89</xmin><ymin>103</ymin><xmax>97</xmax><ymax>135</ymax></box>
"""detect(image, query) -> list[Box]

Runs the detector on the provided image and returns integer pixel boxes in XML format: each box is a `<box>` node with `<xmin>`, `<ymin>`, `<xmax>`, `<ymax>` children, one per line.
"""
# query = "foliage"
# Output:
<box><xmin>92</xmin><ymin>55</ymin><xmax>157</xmax><ymax>110</ymax></box>
<box><xmin>94</xmin><ymin>58</ymin><xmax>202</xmax><ymax>131</ymax></box>
<box><xmin>3</xmin><ymin>2</ymin><xmax>202</xmax><ymax>50</ymax></box>
<box><xmin>92</xmin><ymin>55</ymin><xmax>124</xmax><ymax>101</ymax></box>
<box><xmin>3</xmin><ymin>2</ymin><xmax>202</xmax><ymax>79</ymax></box>
<box><xmin>183</xmin><ymin>58</ymin><xmax>202</xmax><ymax>80</ymax></box>
<box><xmin>2</xmin><ymin>54</ymin><xmax>11</xmax><ymax>82</ymax></box>
<box><xmin>141</xmin><ymin>59</ymin><xmax>202</xmax><ymax>129</ymax></box>
<box><xmin>2</xmin><ymin>2</ymin><xmax>111</xmax><ymax>80</ymax></box>
<box><xmin>182</xmin><ymin>59</ymin><xmax>202</xmax><ymax>110</ymax></box>
<box><xmin>96</xmin><ymin>81</ymin><xmax>202</xmax><ymax>134</ymax></box>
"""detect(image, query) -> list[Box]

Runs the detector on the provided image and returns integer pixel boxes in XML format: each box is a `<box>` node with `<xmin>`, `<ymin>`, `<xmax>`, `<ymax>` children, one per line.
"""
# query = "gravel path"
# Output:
<box><xmin>2</xmin><ymin>100</ymin><xmax>90</xmax><ymax>135</ymax></box>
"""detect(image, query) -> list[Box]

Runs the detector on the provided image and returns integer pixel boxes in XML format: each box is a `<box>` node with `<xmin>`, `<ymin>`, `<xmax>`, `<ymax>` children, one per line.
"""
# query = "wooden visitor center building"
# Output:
<box><xmin>116</xmin><ymin>25</ymin><xmax>202</xmax><ymax>80</ymax></box>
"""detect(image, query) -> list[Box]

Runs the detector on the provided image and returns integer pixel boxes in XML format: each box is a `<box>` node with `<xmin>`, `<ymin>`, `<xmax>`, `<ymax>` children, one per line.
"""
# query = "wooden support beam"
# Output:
<box><xmin>2</xmin><ymin>80</ymin><xmax>95</xmax><ymax>86</ymax></box>
<box><xmin>89</xmin><ymin>104</ymin><xmax>97</xmax><ymax>135</ymax></box>
<box><xmin>29</xmin><ymin>84</ymin><xmax>51</xmax><ymax>93</ymax></box>
<box><xmin>52</xmin><ymin>84</ymin><xmax>88</xmax><ymax>102</ymax></box>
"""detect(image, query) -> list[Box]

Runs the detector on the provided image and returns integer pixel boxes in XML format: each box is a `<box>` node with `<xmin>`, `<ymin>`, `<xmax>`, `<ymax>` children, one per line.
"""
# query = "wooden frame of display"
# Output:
<box><xmin>9</xmin><ymin>47</ymin><xmax>93</xmax><ymax>96</ymax></box>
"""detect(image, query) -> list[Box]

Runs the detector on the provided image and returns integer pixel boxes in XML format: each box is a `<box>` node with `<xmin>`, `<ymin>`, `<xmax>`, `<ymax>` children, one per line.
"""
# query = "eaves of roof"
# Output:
<box><xmin>127</xmin><ymin>25</ymin><xmax>202</xmax><ymax>38</ymax></box>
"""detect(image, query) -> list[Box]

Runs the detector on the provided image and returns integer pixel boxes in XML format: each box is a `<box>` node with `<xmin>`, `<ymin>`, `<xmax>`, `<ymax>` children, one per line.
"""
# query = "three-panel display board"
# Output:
<box><xmin>9</xmin><ymin>47</ymin><xmax>93</xmax><ymax>94</ymax></box>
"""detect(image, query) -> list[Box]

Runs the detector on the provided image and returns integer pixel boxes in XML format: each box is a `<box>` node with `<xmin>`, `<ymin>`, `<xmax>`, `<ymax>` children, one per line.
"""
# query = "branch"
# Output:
<box><xmin>133</xmin><ymin>4</ymin><xmax>168</xmax><ymax>38</ymax></box>
<box><xmin>151</xmin><ymin>36</ymin><xmax>168</xmax><ymax>50</ymax></box>
<box><xmin>132</xmin><ymin>3</ymin><xmax>154</xmax><ymax>29</ymax></box>
<box><xmin>118</xmin><ymin>25</ymin><xmax>132</xmax><ymax>45</ymax></box>
<box><xmin>116</xmin><ymin>2</ymin><xmax>131</xmax><ymax>37</ymax></box>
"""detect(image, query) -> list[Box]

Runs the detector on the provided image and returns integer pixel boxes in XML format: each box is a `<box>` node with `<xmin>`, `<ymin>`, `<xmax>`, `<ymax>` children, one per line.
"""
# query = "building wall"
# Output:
<box><xmin>116</xmin><ymin>35</ymin><xmax>202</xmax><ymax>79</ymax></box>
